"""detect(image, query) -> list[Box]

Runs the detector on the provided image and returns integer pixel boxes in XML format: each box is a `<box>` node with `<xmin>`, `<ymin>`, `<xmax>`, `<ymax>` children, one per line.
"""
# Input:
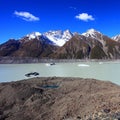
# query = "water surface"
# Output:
<box><xmin>0</xmin><ymin>61</ymin><xmax>120</xmax><ymax>85</ymax></box>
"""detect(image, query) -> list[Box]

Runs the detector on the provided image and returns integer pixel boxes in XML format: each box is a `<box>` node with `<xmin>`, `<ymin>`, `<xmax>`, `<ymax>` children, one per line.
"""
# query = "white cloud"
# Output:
<box><xmin>14</xmin><ymin>11</ymin><xmax>40</xmax><ymax>21</ymax></box>
<box><xmin>75</xmin><ymin>13</ymin><xmax>95</xmax><ymax>22</ymax></box>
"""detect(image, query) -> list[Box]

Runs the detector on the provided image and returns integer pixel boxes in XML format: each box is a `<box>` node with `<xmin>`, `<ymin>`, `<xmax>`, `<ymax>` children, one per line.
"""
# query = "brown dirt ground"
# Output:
<box><xmin>0</xmin><ymin>77</ymin><xmax>120</xmax><ymax>120</ymax></box>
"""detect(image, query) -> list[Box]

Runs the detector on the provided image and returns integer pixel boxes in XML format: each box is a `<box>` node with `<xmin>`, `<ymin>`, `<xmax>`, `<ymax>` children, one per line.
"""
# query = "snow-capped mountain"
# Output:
<box><xmin>112</xmin><ymin>35</ymin><xmax>120</xmax><ymax>42</ymax></box>
<box><xmin>19</xmin><ymin>29</ymin><xmax>119</xmax><ymax>47</ymax></box>
<box><xmin>43</xmin><ymin>30</ymin><xmax>73</xmax><ymax>46</ymax></box>
<box><xmin>21</xmin><ymin>32</ymin><xmax>54</xmax><ymax>45</ymax></box>
<box><xmin>1</xmin><ymin>28</ymin><xmax>120</xmax><ymax>59</ymax></box>
<box><xmin>26</xmin><ymin>32</ymin><xmax>41</xmax><ymax>40</ymax></box>
<box><xmin>82</xmin><ymin>28</ymin><xmax>109</xmax><ymax>46</ymax></box>
<box><xmin>82</xmin><ymin>29</ymin><xmax>103</xmax><ymax>40</ymax></box>
<box><xmin>21</xmin><ymin>30</ymin><xmax>73</xmax><ymax>46</ymax></box>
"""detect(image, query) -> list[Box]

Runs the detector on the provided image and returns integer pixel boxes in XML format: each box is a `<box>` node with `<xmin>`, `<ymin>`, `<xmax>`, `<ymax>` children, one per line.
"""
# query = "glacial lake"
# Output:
<box><xmin>0</xmin><ymin>61</ymin><xmax>120</xmax><ymax>85</ymax></box>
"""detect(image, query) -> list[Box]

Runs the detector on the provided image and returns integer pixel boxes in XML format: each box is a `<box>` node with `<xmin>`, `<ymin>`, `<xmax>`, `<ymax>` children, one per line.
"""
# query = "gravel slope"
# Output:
<box><xmin>0</xmin><ymin>77</ymin><xmax>120</xmax><ymax>120</ymax></box>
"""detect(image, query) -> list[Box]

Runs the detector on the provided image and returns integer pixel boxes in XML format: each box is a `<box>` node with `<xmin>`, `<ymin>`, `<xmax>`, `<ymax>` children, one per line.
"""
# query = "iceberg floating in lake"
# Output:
<box><xmin>99</xmin><ymin>62</ymin><xmax>103</xmax><ymax>64</ymax></box>
<box><xmin>45</xmin><ymin>63</ymin><xmax>51</xmax><ymax>66</ymax></box>
<box><xmin>78</xmin><ymin>64</ymin><xmax>90</xmax><ymax>67</ymax></box>
<box><xmin>45</xmin><ymin>63</ymin><xmax>56</xmax><ymax>66</ymax></box>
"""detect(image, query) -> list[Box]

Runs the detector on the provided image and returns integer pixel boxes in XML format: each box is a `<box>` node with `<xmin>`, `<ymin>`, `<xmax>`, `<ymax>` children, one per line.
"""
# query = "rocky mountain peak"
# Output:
<box><xmin>26</xmin><ymin>32</ymin><xmax>41</xmax><ymax>40</ymax></box>
<box><xmin>112</xmin><ymin>34</ymin><xmax>120</xmax><ymax>42</ymax></box>
<box><xmin>43</xmin><ymin>30</ymin><xmax>73</xmax><ymax>46</ymax></box>
<box><xmin>82</xmin><ymin>28</ymin><xmax>103</xmax><ymax>39</ymax></box>
<box><xmin>63</xmin><ymin>29</ymin><xmax>73</xmax><ymax>40</ymax></box>
<box><xmin>63</xmin><ymin>29</ymin><xmax>72</xmax><ymax>35</ymax></box>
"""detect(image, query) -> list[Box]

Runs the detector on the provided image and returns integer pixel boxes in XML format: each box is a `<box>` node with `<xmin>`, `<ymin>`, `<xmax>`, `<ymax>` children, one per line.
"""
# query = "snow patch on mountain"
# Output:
<box><xmin>26</xmin><ymin>32</ymin><xmax>41</xmax><ymax>40</ymax></box>
<box><xmin>21</xmin><ymin>30</ymin><xmax>73</xmax><ymax>46</ymax></box>
<box><xmin>82</xmin><ymin>29</ymin><xmax>102</xmax><ymax>39</ymax></box>
<box><xmin>112</xmin><ymin>35</ymin><xmax>120</xmax><ymax>41</ymax></box>
<box><xmin>43</xmin><ymin>30</ymin><xmax>73</xmax><ymax>46</ymax></box>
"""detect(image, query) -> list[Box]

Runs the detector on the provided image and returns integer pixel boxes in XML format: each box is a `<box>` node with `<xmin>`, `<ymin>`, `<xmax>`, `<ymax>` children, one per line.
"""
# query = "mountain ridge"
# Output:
<box><xmin>112</xmin><ymin>35</ymin><xmax>120</xmax><ymax>42</ymax></box>
<box><xmin>0</xmin><ymin>28</ymin><xmax>120</xmax><ymax>60</ymax></box>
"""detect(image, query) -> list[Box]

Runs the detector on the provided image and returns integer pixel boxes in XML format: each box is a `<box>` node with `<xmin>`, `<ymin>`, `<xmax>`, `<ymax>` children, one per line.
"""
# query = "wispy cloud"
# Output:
<box><xmin>69</xmin><ymin>6</ymin><xmax>77</xmax><ymax>10</ymax></box>
<box><xmin>75</xmin><ymin>13</ymin><xmax>95</xmax><ymax>22</ymax></box>
<box><xmin>14</xmin><ymin>11</ymin><xmax>40</xmax><ymax>22</ymax></box>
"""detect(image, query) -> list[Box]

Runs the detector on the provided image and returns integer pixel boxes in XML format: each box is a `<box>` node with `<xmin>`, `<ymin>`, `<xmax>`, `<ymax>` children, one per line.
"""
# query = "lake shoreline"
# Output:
<box><xmin>0</xmin><ymin>57</ymin><xmax>120</xmax><ymax>64</ymax></box>
<box><xmin>0</xmin><ymin>77</ymin><xmax>120</xmax><ymax>120</ymax></box>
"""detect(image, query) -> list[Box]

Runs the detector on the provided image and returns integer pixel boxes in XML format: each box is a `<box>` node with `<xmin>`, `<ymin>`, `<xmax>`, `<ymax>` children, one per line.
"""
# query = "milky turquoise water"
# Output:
<box><xmin>0</xmin><ymin>61</ymin><xmax>120</xmax><ymax>85</ymax></box>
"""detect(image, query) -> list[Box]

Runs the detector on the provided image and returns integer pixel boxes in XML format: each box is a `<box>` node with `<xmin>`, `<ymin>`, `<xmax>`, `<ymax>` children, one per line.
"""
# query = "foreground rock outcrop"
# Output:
<box><xmin>0</xmin><ymin>77</ymin><xmax>120</xmax><ymax>120</ymax></box>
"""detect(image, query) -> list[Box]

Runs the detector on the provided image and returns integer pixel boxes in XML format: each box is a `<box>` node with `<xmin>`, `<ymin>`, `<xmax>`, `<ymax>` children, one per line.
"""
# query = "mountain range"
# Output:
<box><xmin>0</xmin><ymin>29</ymin><xmax>120</xmax><ymax>59</ymax></box>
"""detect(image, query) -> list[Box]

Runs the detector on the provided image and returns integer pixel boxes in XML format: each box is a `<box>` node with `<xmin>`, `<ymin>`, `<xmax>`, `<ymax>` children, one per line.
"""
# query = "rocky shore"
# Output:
<box><xmin>0</xmin><ymin>77</ymin><xmax>120</xmax><ymax>120</ymax></box>
<box><xmin>0</xmin><ymin>57</ymin><xmax>119</xmax><ymax>64</ymax></box>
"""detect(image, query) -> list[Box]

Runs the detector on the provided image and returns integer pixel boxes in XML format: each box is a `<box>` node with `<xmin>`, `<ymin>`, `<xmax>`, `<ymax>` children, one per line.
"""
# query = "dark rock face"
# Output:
<box><xmin>90</xmin><ymin>45</ymin><xmax>107</xmax><ymax>59</ymax></box>
<box><xmin>0</xmin><ymin>39</ymin><xmax>20</xmax><ymax>56</ymax></box>
<box><xmin>0</xmin><ymin>77</ymin><xmax>120</xmax><ymax>120</ymax></box>
<box><xmin>0</xmin><ymin>38</ymin><xmax>58</xmax><ymax>58</ymax></box>
<box><xmin>14</xmin><ymin>38</ymin><xmax>57</xmax><ymax>58</ymax></box>
<box><xmin>53</xmin><ymin>35</ymin><xmax>91</xmax><ymax>59</ymax></box>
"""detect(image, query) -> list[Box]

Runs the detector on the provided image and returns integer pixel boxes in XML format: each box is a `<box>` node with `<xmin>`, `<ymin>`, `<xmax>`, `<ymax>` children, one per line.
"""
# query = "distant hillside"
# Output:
<box><xmin>0</xmin><ymin>37</ymin><xmax>58</xmax><ymax>58</ymax></box>
<box><xmin>53</xmin><ymin>30</ymin><xmax>120</xmax><ymax>59</ymax></box>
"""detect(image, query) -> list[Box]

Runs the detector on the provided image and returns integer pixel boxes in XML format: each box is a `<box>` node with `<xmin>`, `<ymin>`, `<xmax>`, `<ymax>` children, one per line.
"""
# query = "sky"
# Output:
<box><xmin>0</xmin><ymin>0</ymin><xmax>120</xmax><ymax>44</ymax></box>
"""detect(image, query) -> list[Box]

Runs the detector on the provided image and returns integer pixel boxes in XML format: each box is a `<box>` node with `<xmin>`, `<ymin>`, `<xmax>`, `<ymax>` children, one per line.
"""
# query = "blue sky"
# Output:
<box><xmin>0</xmin><ymin>0</ymin><xmax>120</xmax><ymax>44</ymax></box>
